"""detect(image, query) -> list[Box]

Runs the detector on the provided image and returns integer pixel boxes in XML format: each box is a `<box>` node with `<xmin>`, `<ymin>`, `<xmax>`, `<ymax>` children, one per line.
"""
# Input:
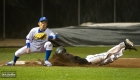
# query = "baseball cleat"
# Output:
<box><xmin>6</xmin><ymin>61</ymin><xmax>15</xmax><ymax>66</ymax></box>
<box><xmin>44</xmin><ymin>60</ymin><xmax>52</xmax><ymax>66</ymax></box>
<box><xmin>124</xmin><ymin>39</ymin><xmax>137</xmax><ymax>51</ymax></box>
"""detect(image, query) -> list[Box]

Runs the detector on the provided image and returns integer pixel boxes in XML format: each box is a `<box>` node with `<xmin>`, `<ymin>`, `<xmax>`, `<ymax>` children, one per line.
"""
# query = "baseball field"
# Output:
<box><xmin>0</xmin><ymin>46</ymin><xmax>140</xmax><ymax>80</ymax></box>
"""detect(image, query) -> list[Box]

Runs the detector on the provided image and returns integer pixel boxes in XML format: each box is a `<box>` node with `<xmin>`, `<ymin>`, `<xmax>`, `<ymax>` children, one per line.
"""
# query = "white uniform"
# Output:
<box><xmin>15</xmin><ymin>27</ymin><xmax>56</xmax><ymax>57</ymax></box>
<box><xmin>6</xmin><ymin>16</ymin><xmax>57</xmax><ymax>66</ymax></box>
<box><xmin>85</xmin><ymin>42</ymin><xmax>125</xmax><ymax>65</ymax></box>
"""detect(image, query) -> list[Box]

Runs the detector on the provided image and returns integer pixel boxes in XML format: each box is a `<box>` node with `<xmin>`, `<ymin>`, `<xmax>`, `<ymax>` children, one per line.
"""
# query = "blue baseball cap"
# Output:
<box><xmin>39</xmin><ymin>17</ymin><xmax>48</xmax><ymax>23</ymax></box>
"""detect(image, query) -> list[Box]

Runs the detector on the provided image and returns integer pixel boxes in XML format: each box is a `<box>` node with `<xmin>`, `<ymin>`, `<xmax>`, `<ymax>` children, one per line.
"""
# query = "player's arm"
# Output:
<box><xmin>47</xmin><ymin>29</ymin><xmax>58</xmax><ymax>40</ymax></box>
<box><xmin>26</xmin><ymin>38</ymin><xmax>30</xmax><ymax>54</ymax></box>
<box><xmin>26</xmin><ymin>29</ymin><xmax>34</xmax><ymax>53</ymax></box>
<box><xmin>48</xmin><ymin>32</ymin><xmax>58</xmax><ymax>40</ymax></box>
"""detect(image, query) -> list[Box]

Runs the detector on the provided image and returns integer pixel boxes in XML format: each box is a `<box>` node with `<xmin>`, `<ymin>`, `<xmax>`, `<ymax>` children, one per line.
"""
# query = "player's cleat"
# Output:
<box><xmin>44</xmin><ymin>60</ymin><xmax>52</xmax><ymax>66</ymax></box>
<box><xmin>6</xmin><ymin>61</ymin><xmax>15</xmax><ymax>66</ymax></box>
<box><xmin>124</xmin><ymin>39</ymin><xmax>137</xmax><ymax>51</ymax></box>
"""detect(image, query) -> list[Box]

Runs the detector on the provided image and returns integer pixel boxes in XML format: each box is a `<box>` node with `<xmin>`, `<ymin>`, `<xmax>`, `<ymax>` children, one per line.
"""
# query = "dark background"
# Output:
<box><xmin>0</xmin><ymin>0</ymin><xmax>140</xmax><ymax>38</ymax></box>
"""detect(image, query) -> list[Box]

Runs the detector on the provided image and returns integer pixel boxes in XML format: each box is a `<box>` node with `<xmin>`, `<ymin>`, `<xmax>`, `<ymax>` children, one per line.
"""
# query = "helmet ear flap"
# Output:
<box><xmin>55</xmin><ymin>46</ymin><xmax>66</xmax><ymax>54</ymax></box>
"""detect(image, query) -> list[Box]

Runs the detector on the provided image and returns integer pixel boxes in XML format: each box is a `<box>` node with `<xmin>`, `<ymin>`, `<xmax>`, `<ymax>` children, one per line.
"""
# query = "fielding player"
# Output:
<box><xmin>6</xmin><ymin>17</ymin><xmax>58</xmax><ymax>66</ymax></box>
<box><xmin>55</xmin><ymin>39</ymin><xmax>137</xmax><ymax>66</ymax></box>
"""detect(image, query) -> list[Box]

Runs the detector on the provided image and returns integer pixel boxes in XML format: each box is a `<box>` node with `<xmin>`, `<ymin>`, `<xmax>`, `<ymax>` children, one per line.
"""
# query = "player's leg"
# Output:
<box><xmin>6</xmin><ymin>46</ymin><xmax>27</xmax><ymax>66</ymax></box>
<box><xmin>85</xmin><ymin>52</ymin><xmax>108</xmax><ymax>65</ymax></box>
<box><xmin>6</xmin><ymin>41</ymin><xmax>53</xmax><ymax>66</ymax></box>
<box><xmin>100</xmin><ymin>39</ymin><xmax>137</xmax><ymax>65</ymax></box>
<box><xmin>105</xmin><ymin>39</ymin><xmax>137</xmax><ymax>60</ymax></box>
<box><xmin>105</xmin><ymin>42</ymin><xmax>125</xmax><ymax>59</ymax></box>
<box><xmin>100</xmin><ymin>47</ymin><xmax>125</xmax><ymax>65</ymax></box>
<box><xmin>86</xmin><ymin>40</ymin><xmax>127</xmax><ymax>65</ymax></box>
<box><xmin>44</xmin><ymin>41</ymin><xmax>53</xmax><ymax>66</ymax></box>
<box><xmin>6</xmin><ymin>44</ymin><xmax>44</xmax><ymax>66</ymax></box>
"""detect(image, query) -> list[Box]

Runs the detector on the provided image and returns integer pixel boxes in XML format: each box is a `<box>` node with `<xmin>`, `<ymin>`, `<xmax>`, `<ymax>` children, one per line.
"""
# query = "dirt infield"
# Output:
<box><xmin>105</xmin><ymin>58</ymin><xmax>140</xmax><ymax>68</ymax></box>
<box><xmin>1</xmin><ymin>58</ymin><xmax>140</xmax><ymax>68</ymax></box>
<box><xmin>50</xmin><ymin>57</ymin><xmax>140</xmax><ymax>68</ymax></box>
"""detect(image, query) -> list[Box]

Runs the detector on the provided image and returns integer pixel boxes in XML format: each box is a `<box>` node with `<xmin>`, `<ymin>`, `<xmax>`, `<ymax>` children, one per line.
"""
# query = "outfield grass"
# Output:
<box><xmin>0</xmin><ymin>46</ymin><xmax>140</xmax><ymax>80</ymax></box>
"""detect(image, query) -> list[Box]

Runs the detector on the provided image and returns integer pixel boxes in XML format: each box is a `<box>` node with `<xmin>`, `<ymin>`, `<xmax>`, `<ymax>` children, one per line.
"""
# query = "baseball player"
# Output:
<box><xmin>6</xmin><ymin>17</ymin><xmax>58</xmax><ymax>66</ymax></box>
<box><xmin>54</xmin><ymin>39</ymin><xmax>137</xmax><ymax>66</ymax></box>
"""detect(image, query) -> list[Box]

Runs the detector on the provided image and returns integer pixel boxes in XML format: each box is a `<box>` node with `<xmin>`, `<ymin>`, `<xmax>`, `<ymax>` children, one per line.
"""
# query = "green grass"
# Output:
<box><xmin>0</xmin><ymin>66</ymin><xmax>140</xmax><ymax>80</ymax></box>
<box><xmin>0</xmin><ymin>46</ymin><xmax>139</xmax><ymax>61</ymax></box>
<box><xmin>66</xmin><ymin>46</ymin><xmax>140</xmax><ymax>58</ymax></box>
<box><xmin>0</xmin><ymin>46</ymin><xmax>140</xmax><ymax>80</ymax></box>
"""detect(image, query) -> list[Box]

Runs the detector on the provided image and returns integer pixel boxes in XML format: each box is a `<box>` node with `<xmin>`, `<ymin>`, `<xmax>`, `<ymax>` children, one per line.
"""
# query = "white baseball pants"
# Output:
<box><xmin>85</xmin><ymin>42</ymin><xmax>125</xmax><ymax>65</ymax></box>
<box><xmin>15</xmin><ymin>41</ymin><xmax>53</xmax><ymax>57</ymax></box>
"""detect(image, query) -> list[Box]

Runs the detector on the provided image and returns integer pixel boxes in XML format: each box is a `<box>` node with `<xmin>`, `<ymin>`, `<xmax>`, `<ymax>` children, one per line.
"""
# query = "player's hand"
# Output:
<box><xmin>26</xmin><ymin>48</ymin><xmax>30</xmax><ymax>54</ymax></box>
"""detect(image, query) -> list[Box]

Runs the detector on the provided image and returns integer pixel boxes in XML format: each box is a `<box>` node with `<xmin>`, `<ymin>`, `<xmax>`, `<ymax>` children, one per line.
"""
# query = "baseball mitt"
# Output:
<box><xmin>34</xmin><ymin>33</ymin><xmax>47</xmax><ymax>39</ymax></box>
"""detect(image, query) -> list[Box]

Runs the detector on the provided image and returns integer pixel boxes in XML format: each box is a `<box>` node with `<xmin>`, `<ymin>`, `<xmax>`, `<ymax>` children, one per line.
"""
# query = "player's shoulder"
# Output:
<box><xmin>28</xmin><ymin>27</ymin><xmax>39</xmax><ymax>33</ymax></box>
<box><xmin>45</xmin><ymin>28</ymin><xmax>52</xmax><ymax>31</ymax></box>
<box><xmin>32</xmin><ymin>27</ymin><xmax>39</xmax><ymax>30</ymax></box>
<box><xmin>30</xmin><ymin>27</ymin><xmax>39</xmax><ymax>31</ymax></box>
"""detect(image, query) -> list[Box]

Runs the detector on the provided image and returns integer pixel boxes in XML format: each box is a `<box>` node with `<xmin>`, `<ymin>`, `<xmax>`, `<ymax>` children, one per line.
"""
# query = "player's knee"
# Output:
<box><xmin>15</xmin><ymin>50</ymin><xmax>22</xmax><ymax>57</ymax></box>
<box><xmin>44</xmin><ymin>41</ymin><xmax>53</xmax><ymax>50</ymax></box>
<box><xmin>15</xmin><ymin>51</ymin><xmax>19</xmax><ymax>57</ymax></box>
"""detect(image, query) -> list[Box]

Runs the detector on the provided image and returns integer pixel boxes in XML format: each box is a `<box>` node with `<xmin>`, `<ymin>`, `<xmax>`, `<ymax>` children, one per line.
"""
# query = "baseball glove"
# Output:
<box><xmin>34</xmin><ymin>33</ymin><xmax>47</xmax><ymax>39</ymax></box>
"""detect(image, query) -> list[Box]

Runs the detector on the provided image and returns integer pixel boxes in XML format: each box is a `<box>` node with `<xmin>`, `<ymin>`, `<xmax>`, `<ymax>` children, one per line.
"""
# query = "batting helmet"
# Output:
<box><xmin>55</xmin><ymin>46</ymin><xmax>66</xmax><ymax>54</ymax></box>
